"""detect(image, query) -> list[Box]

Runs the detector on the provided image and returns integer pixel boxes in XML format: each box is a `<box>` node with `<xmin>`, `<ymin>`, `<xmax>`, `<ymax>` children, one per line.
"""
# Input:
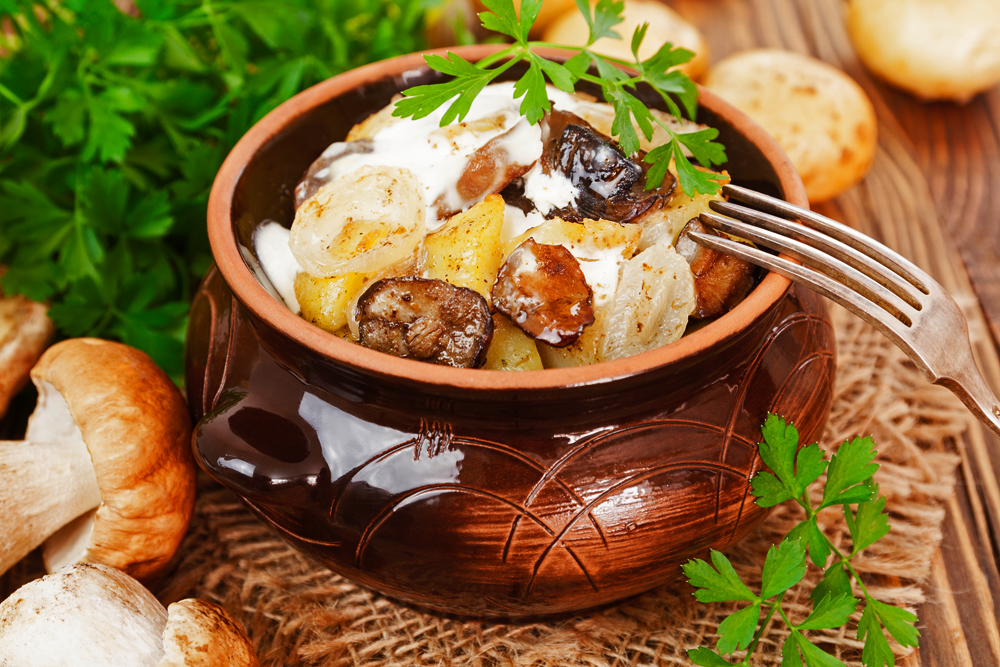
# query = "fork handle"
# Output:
<box><xmin>938</xmin><ymin>366</ymin><xmax>1000</xmax><ymax>440</ymax></box>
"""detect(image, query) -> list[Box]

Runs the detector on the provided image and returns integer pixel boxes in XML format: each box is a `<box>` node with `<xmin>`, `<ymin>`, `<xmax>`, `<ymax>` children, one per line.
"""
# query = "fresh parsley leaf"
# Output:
<box><xmin>607</xmin><ymin>89</ymin><xmax>642</xmax><ymax>156</ymax></box>
<box><xmin>717</xmin><ymin>602</ymin><xmax>761</xmax><ymax>655</ymax></box>
<box><xmin>83</xmin><ymin>96</ymin><xmax>137</xmax><ymax>164</ymax></box>
<box><xmin>783</xmin><ymin>633</ymin><xmax>805</xmax><ymax>667</ymax></box>
<box><xmin>104</xmin><ymin>22</ymin><xmax>163</xmax><ymax>66</ymax></box>
<box><xmin>751</xmin><ymin>415</ymin><xmax>828</xmax><ymax>509</ymax></box>
<box><xmin>516</xmin><ymin>0</ymin><xmax>543</xmax><ymax>42</ymax></box>
<box><xmin>480</xmin><ymin>0</ymin><xmax>525</xmax><ymax>43</ymax></box>
<box><xmin>393</xmin><ymin>52</ymin><xmax>508</xmax><ymax>124</ymax></box>
<box><xmin>797</xmin><ymin>593</ymin><xmax>858</xmax><ymax>630</ymax></box>
<box><xmin>788</xmin><ymin>631</ymin><xmax>848</xmax><ymax>667</ymax></box>
<box><xmin>0</xmin><ymin>0</ymin><xmax>445</xmax><ymax>381</ymax></box>
<box><xmin>641</xmin><ymin>45</ymin><xmax>697</xmax><ymax>118</ymax></box>
<box><xmin>754</xmin><ymin>414</ymin><xmax>801</xmax><ymax>499</ymax></box>
<box><xmin>787</xmin><ymin>517</ymin><xmax>832</xmax><ymax>568</ymax></box>
<box><xmin>641</xmin><ymin>143</ymin><xmax>674</xmax><ymax>193</ymax></box>
<box><xmin>683</xmin><ymin>549</ymin><xmax>759</xmax><ymax>604</ymax></box>
<box><xmin>858</xmin><ymin>602</ymin><xmax>895</xmax><ymax>667</ymax></box>
<box><xmin>676</xmin><ymin>127</ymin><xmax>728</xmax><ymax>171</ymax></box>
<box><xmin>811</xmin><ymin>562</ymin><xmax>853</xmax><ymax>604</ymax></box>
<box><xmin>687</xmin><ymin>416</ymin><xmax>916</xmax><ymax>667</ymax></box>
<box><xmin>687</xmin><ymin>647</ymin><xmax>736</xmax><ymax>667</ymax></box>
<box><xmin>821</xmin><ymin>436</ymin><xmax>879</xmax><ymax>509</ymax></box>
<box><xmin>575</xmin><ymin>0</ymin><xmax>624</xmax><ymax>45</ymax></box>
<box><xmin>631</xmin><ymin>22</ymin><xmax>648</xmax><ymax>61</ymax></box>
<box><xmin>760</xmin><ymin>537</ymin><xmax>807</xmax><ymax>599</ymax></box>
<box><xmin>673</xmin><ymin>140</ymin><xmax>730</xmax><ymax>194</ymax></box>
<box><xmin>845</xmin><ymin>482</ymin><xmax>890</xmax><ymax>556</ymax></box>
<box><xmin>534</xmin><ymin>55</ymin><xmax>576</xmax><ymax>93</ymax></box>
<box><xmin>514</xmin><ymin>58</ymin><xmax>551</xmax><ymax>124</ymax></box>
<box><xmin>562</xmin><ymin>51</ymin><xmax>591</xmax><ymax>79</ymax></box>
<box><xmin>870</xmin><ymin>598</ymin><xmax>919</xmax><ymax>647</ymax></box>
<box><xmin>48</xmin><ymin>88</ymin><xmax>87</xmax><ymax>146</ymax></box>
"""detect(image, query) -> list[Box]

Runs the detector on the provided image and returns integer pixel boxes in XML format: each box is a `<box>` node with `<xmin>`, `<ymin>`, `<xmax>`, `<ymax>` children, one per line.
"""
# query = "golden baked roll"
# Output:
<box><xmin>703</xmin><ymin>49</ymin><xmax>877</xmax><ymax>203</ymax></box>
<box><xmin>848</xmin><ymin>0</ymin><xmax>1000</xmax><ymax>102</ymax></box>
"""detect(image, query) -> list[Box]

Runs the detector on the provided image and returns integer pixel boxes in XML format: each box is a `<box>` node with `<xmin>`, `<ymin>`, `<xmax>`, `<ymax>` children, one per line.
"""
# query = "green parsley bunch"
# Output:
<box><xmin>0</xmin><ymin>0</ymin><xmax>440</xmax><ymax>379</ymax></box>
<box><xmin>683</xmin><ymin>415</ymin><xmax>918</xmax><ymax>667</ymax></box>
<box><xmin>391</xmin><ymin>0</ymin><xmax>728</xmax><ymax>198</ymax></box>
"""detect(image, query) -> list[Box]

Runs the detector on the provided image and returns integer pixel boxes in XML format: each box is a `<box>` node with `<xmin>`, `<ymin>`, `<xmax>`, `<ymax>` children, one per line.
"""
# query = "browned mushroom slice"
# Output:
<box><xmin>676</xmin><ymin>218</ymin><xmax>758</xmax><ymax>319</ymax></box>
<box><xmin>357</xmin><ymin>277</ymin><xmax>493</xmax><ymax>368</ymax></box>
<box><xmin>294</xmin><ymin>139</ymin><xmax>374</xmax><ymax>208</ymax></box>
<box><xmin>534</xmin><ymin>109</ymin><xmax>677</xmax><ymax>223</ymax></box>
<box><xmin>491</xmin><ymin>238</ymin><xmax>595</xmax><ymax>347</ymax></box>
<box><xmin>456</xmin><ymin>119</ymin><xmax>535</xmax><ymax>203</ymax></box>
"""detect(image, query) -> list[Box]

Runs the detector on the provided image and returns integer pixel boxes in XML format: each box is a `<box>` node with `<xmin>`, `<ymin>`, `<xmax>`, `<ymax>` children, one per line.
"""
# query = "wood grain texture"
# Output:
<box><xmin>670</xmin><ymin>0</ymin><xmax>1000</xmax><ymax>664</ymax></box>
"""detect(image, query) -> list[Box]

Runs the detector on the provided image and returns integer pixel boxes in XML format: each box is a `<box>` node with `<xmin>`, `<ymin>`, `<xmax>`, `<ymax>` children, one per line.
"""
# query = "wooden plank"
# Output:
<box><xmin>886</xmin><ymin>88</ymin><xmax>1000</xmax><ymax>348</ymax></box>
<box><xmin>668</xmin><ymin>1</ymin><xmax>1000</xmax><ymax>665</ymax></box>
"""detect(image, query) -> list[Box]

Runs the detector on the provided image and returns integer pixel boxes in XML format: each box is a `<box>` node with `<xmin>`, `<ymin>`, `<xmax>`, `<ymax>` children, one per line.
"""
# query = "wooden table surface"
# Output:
<box><xmin>670</xmin><ymin>1</ymin><xmax>1000</xmax><ymax>664</ymax></box>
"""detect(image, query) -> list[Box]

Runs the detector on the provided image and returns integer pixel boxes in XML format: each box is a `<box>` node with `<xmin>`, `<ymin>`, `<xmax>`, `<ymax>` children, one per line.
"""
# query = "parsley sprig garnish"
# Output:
<box><xmin>391</xmin><ymin>0</ymin><xmax>728</xmax><ymax>198</ymax></box>
<box><xmin>683</xmin><ymin>415</ymin><xmax>919</xmax><ymax>667</ymax></box>
<box><xmin>0</xmin><ymin>0</ymin><xmax>439</xmax><ymax>379</ymax></box>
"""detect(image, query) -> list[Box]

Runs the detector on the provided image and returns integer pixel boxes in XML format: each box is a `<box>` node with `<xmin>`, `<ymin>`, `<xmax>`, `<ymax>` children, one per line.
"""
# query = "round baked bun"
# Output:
<box><xmin>847</xmin><ymin>0</ymin><xmax>1000</xmax><ymax>101</ymax></box>
<box><xmin>703</xmin><ymin>49</ymin><xmax>877</xmax><ymax>203</ymax></box>
<box><xmin>515</xmin><ymin>0</ymin><xmax>577</xmax><ymax>36</ymax></box>
<box><xmin>543</xmin><ymin>0</ymin><xmax>709</xmax><ymax>80</ymax></box>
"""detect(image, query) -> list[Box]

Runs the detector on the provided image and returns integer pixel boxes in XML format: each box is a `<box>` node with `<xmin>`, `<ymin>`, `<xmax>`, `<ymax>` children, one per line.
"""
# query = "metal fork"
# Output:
<box><xmin>691</xmin><ymin>183</ymin><xmax>1000</xmax><ymax>439</ymax></box>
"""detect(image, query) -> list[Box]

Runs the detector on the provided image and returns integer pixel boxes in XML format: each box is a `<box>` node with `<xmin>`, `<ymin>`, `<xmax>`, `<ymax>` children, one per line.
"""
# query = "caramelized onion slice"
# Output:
<box><xmin>294</xmin><ymin>139</ymin><xmax>374</xmax><ymax>208</ymax></box>
<box><xmin>356</xmin><ymin>277</ymin><xmax>493</xmax><ymax>368</ymax></box>
<box><xmin>675</xmin><ymin>218</ymin><xmax>758</xmax><ymax>319</ymax></box>
<box><xmin>601</xmin><ymin>243</ymin><xmax>696</xmax><ymax>361</ymax></box>
<box><xmin>491</xmin><ymin>238</ymin><xmax>595</xmax><ymax>347</ymax></box>
<box><xmin>289</xmin><ymin>165</ymin><xmax>424</xmax><ymax>278</ymax></box>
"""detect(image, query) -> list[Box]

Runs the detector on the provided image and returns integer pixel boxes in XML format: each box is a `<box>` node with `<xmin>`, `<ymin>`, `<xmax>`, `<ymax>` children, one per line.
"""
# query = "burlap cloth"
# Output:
<box><xmin>156</xmin><ymin>307</ymin><xmax>968</xmax><ymax>666</ymax></box>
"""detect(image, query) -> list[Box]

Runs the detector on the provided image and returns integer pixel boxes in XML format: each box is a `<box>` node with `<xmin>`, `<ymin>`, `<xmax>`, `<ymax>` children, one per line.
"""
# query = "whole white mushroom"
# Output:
<box><xmin>0</xmin><ymin>338</ymin><xmax>196</xmax><ymax>582</ymax></box>
<box><xmin>0</xmin><ymin>563</ymin><xmax>259</xmax><ymax>667</ymax></box>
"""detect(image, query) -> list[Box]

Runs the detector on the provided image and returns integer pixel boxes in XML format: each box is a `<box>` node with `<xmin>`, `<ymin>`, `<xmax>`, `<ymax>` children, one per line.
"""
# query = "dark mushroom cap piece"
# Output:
<box><xmin>356</xmin><ymin>277</ymin><xmax>494</xmax><ymax>368</ymax></box>
<box><xmin>533</xmin><ymin>109</ymin><xmax>677</xmax><ymax>223</ymax></box>
<box><xmin>676</xmin><ymin>218</ymin><xmax>758</xmax><ymax>319</ymax></box>
<box><xmin>491</xmin><ymin>238</ymin><xmax>595</xmax><ymax>347</ymax></box>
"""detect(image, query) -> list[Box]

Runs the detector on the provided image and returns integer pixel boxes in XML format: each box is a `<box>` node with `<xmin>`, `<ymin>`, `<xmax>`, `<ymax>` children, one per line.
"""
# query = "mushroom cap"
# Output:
<box><xmin>159</xmin><ymin>598</ymin><xmax>260</xmax><ymax>667</ymax></box>
<box><xmin>0</xmin><ymin>294</ymin><xmax>53</xmax><ymax>418</ymax></box>
<box><xmin>31</xmin><ymin>339</ymin><xmax>196</xmax><ymax>582</ymax></box>
<box><xmin>0</xmin><ymin>563</ymin><xmax>168</xmax><ymax>666</ymax></box>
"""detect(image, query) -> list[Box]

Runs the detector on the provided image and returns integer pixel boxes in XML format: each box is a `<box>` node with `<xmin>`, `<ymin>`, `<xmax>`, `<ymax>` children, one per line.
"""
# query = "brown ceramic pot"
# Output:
<box><xmin>187</xmin><ymin>45</ymin><xmax>835</xmax><ymax>618</ymax></box>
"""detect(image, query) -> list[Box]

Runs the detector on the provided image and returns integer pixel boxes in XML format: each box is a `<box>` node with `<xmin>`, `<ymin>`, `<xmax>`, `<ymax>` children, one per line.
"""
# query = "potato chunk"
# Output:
<box><xmin>601</xmin><ymin>243</ymin><xmax>696</xmax><ymax>362</ymax></box>
<box><xmin>424</xmin><ymin>195</ymin><xmax>506</xmax><ymax>299</ymax></box>
<box><xmin>483</xmin><ymin>314</ymin><xmax>544</xmax><ymax>371</ymax></box>
<box><xmin>294</xmin><ymin>271</ymin><xmax>367</xmax><ymax>334</ymax></box>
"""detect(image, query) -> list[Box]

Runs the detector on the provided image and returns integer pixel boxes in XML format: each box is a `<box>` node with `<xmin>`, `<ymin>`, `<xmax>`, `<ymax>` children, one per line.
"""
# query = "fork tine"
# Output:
<box><xmin>687</xmin><ymin>230</ymin><xmax>914</xmax><ymax>349</ymax></box>
<box><xmin>722</xmin><ymin>184</ymin><xmax>929</xmax><ymax>294</ymax></box>
<box><xmin>699</xmin><ymin>212</ymin><xmax>915</xmax><ymax>326</ymax></box>
<box><xmin>709</xmin><ymin>199</ymin><xmax>925</xmax><ymax>309</ymax></box>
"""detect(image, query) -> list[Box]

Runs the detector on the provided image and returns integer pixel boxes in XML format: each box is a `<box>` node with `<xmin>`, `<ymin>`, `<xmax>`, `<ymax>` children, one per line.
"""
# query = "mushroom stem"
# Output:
<box><xmin>0</xmin><ymin>439</ymin><xmax>101</xmax><ymax>575</ymax></box>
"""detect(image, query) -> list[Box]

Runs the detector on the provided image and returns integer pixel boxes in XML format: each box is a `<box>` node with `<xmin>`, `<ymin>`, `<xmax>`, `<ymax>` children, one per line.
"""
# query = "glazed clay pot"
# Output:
<box><xmin>187</xmin><ymin>46</ymin><xmax>835</xmax><ymax>618</ymax></box>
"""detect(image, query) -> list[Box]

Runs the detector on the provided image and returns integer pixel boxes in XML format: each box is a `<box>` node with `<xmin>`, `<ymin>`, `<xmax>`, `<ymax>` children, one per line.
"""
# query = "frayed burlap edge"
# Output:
<box><xmin>157</xmin><ymin>307</ymin><xmax>967</xmax><ymax>666</ymax></box>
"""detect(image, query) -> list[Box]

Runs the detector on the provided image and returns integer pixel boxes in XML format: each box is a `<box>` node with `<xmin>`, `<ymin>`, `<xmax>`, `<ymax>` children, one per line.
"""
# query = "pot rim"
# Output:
<box><xmin>207</xmin><ymin>44</ymin><xmax>806</xmax><ymax>392</ymax></box>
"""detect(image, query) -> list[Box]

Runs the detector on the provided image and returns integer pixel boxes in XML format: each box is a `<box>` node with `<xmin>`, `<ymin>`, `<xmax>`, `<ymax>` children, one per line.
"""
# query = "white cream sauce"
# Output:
<box><xmin>315</xmin><ymin>82</ymin><xmax>580</xmax><ymax>233</ymax></box>
<box><xmin>255</xmin><ymin>83</ymin><xmax>614</xmax><ymax>312</ymax></box>
<box><xmin>254</xmin><ymin>222</ymin><xmax>302</xmax><ymax>313</ymax></box>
